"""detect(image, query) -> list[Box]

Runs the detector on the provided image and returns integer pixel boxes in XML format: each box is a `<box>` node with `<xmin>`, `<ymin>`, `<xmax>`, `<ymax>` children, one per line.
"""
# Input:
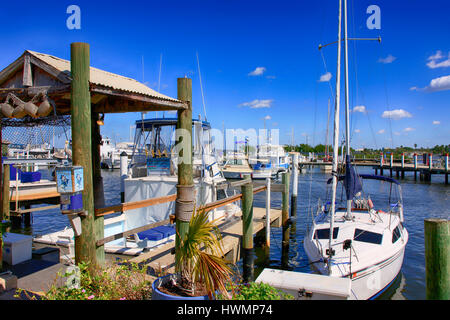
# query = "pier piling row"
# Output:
<box><xmin>298</xmin><ymin>153</ymin><xmax>449</xmax><ymax>185</ymax></box>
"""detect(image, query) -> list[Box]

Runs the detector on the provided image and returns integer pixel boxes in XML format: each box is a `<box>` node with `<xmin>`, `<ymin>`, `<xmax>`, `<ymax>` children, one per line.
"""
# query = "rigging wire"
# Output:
<box><xmin>196</xmin><ymin>51</ymin><xmax>207</xmax><ymax>122</ymax></box>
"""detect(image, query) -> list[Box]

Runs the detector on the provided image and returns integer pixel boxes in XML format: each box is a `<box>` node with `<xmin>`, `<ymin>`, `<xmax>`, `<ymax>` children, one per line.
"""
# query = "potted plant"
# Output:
<box><xmin>152</xmin><ymin>208</ymin><xmax>235</xmax><ymax>300</ymax></box>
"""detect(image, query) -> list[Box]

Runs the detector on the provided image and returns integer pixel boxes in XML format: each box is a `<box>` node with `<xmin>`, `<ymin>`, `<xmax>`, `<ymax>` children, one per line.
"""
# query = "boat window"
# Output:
<box><xmin>314</xmin><ymin>227</ymin><xmax>339</xmax><ymax>240</ymax></box>
<box><xmin>353</xmin><ymin>228</ymin><xmax>383</xmax><ymax>245</ymax></box>
<box><xmin>392</xmin><ymin>225</ymin><xmax>401</xmax><ymax>243</ymax></box>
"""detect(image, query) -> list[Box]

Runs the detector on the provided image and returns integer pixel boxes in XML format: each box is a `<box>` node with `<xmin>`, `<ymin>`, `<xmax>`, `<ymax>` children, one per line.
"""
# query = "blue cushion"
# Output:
<box><xmin>20</xmin><ymin>171</ymin><xmax>41</xmax><ymax>183</ymax></box>
<box><xmin>138</xmin><ymin>229</ymin><xmax>164</xmax><ymax>241</ymax></box>
<box><xmin>154</xmin><ymin>225</ymin><xmax>175</xmax><ymax>238</ymax></box>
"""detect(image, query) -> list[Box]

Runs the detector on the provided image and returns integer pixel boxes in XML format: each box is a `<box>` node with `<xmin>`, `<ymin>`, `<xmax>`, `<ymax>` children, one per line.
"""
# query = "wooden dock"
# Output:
<box><xmin>299</xmin><ymin>158</ymin><xmax>449</xmax><ymax>184</ymax></box>
<box><xmin>129</xmin><ymin>206</ymin><xmax>282</xmax><ymax>279</ymax></box>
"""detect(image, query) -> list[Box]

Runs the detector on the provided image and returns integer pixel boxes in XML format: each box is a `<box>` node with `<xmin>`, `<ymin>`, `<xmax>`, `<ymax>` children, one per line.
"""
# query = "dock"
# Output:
<box><xmin>299</xmin><ymin>155</ymin><xmax>449</xmax><ymax>184</ymax></box>
<box><xmin>129</xmin><ymin>206</ymin><xmax>282</xmax><ymax>281</ymax></box>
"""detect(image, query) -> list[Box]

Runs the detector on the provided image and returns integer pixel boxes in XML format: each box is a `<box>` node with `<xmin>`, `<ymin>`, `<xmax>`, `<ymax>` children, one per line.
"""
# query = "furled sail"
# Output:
<box><xmin>344</xmin><ymin>155</ymin><xmax>362</xmax><ymax>200</ymax></box>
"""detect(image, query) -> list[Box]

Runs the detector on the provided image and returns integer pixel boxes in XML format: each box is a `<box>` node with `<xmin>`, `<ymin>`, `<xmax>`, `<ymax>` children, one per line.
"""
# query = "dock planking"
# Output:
<box><xmin>128</xmin><ymin>207</ymin><xmax>282</xmax><ymax>278</ymax></box>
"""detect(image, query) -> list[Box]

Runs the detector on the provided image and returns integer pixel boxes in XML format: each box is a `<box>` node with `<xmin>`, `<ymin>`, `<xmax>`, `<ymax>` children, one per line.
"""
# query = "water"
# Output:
<box><xmin>11</xmin><ymin>167</ymin><xmax>449</xmax><ymax>300</ymax></box>
<box><xmin>252</xmin><ymin>166</ymin><xmax>449</xmax><ymax>300</ymax></box>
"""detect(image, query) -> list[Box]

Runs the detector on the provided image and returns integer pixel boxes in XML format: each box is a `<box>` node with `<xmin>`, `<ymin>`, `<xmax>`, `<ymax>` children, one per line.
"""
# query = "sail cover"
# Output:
<box><xmin>344</xmin><ymin>155</ymin><xmax>362</xmax><ymax>200</ymax></box>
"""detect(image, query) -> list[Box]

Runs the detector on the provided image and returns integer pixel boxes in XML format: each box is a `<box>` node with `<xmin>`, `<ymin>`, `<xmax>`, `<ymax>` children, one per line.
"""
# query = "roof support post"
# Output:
<box><xmin>174</xmin><ymin>78</ymin><xmax>193</xmax><ymax>272</ymax></box>
<box><xmin>71</xmin><ymin>42</ymin><xmax>104</xmax><ymax>268</ymax></box>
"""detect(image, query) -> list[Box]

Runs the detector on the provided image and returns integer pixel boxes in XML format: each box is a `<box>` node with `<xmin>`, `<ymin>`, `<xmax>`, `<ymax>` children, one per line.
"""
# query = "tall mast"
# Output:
<box><xmin>325</xmin><ymin>98</ymin><xmax>331</xmax><ymax>160</ymax></box>
<box><xmin>328</xmin><ymin>0</ymin><xmax>343</xmax><ymax>275</ymax></box>
<box><xmin>343</xmin><ymin>0</ymin><xmax>352</xmax><ymax>220</ymax></box>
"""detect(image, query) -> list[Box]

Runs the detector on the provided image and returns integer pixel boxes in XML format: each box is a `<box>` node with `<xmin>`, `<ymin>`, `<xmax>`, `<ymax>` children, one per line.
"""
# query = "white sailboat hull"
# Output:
<box><xmin>303</xmin><ymin>217</ymin><xmax>408</xmax><ymax>300</ymax></box>
<box><xmin>349</xmin><ymin>244</ymin><xmax>405</xmax><ymax>300</ymax></box>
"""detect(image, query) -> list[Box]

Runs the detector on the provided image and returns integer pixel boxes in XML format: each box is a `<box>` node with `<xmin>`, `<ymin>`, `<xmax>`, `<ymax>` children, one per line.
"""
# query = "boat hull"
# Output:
<box><xmin>303</xmin><ymin>236</ymin><xmax>407</xmax><ymax>300</ymax></box>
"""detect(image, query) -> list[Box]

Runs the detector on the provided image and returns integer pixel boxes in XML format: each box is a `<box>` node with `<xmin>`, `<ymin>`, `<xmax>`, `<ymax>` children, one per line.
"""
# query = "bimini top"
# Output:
<box><xmin>135</xmin><ymin>117</ymin><xmax>211</xmax><ymax>130</ymax></box>
<box><xmin>327</xmin><ymin>174</ymin><xmax>400</xmax><ymax>185</ymax></box>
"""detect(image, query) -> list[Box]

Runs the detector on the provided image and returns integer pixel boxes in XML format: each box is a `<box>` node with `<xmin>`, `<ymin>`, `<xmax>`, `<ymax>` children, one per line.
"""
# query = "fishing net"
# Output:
<box><xmin>2</xmin><ymin>116</ymin><xmax>71</xmax><ymax>147</ymax></box>
<box><xmin>1</xmin><ymin>91</ymin><xmax>72</xmax><ymax>150</ymax></box>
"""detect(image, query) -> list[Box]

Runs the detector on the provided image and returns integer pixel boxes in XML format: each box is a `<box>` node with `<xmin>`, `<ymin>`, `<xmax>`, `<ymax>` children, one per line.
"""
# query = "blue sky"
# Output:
<box><xmin>0</xmin><ymin>0</ymin><xmax>449</xmax><ymax>149</ymax></box>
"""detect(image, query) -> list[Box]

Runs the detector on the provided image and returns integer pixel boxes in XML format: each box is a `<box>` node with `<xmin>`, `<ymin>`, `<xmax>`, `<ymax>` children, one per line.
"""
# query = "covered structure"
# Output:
<box><xmin>0</xmin><ymin>44</ymin><xmax>192</xmax><ymax>268</ymax></box>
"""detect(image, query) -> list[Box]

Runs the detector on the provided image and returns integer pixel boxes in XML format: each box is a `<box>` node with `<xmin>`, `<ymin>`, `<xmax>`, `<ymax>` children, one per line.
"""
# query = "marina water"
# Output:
<box><xmin>11</xmin><ymin>167</ymin><xmax>449</xmax><ymax>300</ymax></box>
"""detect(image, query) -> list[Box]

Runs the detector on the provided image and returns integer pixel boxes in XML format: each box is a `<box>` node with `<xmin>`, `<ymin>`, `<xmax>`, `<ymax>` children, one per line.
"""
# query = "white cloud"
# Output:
<box><xmin>248</xmin><ymin>67</ymin><xmax>266</xmax><ymax>76</ymax></box>
<box><xmin>263</xmin><ymin>115</ymin><xmax>271</xmax><ymax>120</ymax></box>
<box><xmin>239</xmin><ymin>99</ymin><xmax>273</xmax><ymax>109</ymax></box>
<box><xmin>426</xmin><ymin>50</ymin><xmax>450</xmax><ymax>69</ymax></box>
<box><xmin>412</xmin><ymin>75</ymin><xmax>450</xmax><ymax>92</ymax></box>
<box><xmin>354</xmin><ymin>129</ymin><xmax>361</xmax><ymax>133</ymax></box>
<box><xmin>378</xmin><ymin>54</ymin><xmax>396</xmax><ymax>64</ymax></box>
<box><xmin>403</xmin><ymin>127</ymin><xmax>415</xmax><ymax>132</ymax></box>
<box><xmin>352</xmin><ymin>105</ymin><xmax>366</xmax><ymax>113</ymax></box>
<box><xmin>381</xmin><ymin>109</ymin><xmax>412</xmax><ymax>120</ymax></box>
<box><xmin>319</xmin><ymin>72</ymin><xmax>332</xmax><ymax>82</ymax></box>
<box><xmin>266</xmin><ymin>75</ymin><xmax>276</xmax><ymax>79</ymax></box>
<box><xmin>377</xmin><ymin>129</ymin><xmax>385</xmax><ymax>134</ymax></box>
<box><xmin>393</xmin><ymin>131</ymin><xmax>401</xmax><ymax>136</ymax></box>
<box><xmin>432</xmin><ymin>120</ymin><xmax>441</xmax><ymax>125</ymax></box>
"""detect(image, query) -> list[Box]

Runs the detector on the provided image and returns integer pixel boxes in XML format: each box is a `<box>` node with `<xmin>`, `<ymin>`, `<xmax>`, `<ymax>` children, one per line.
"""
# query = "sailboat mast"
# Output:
<box><xmin>328</xmin><ymin>0</ymin><xmax>343</xmax><ymax>276</ymax></box>
<box><xmin>343</xmin><ymin>0</ymin><xmax>353</xmax><ymax>219</ymax></box>
<box><xmin>325</xmin><ymin>98</ymin><xmax>331</xmax><ymax>159</ymax></box>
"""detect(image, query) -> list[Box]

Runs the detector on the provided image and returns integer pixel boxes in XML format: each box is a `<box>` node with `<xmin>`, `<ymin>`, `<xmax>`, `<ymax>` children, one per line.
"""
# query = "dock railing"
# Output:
<box><xmin>94</xmin><ymin>176</ymin><xmax>289</xmax><ymax>258</ymax></box>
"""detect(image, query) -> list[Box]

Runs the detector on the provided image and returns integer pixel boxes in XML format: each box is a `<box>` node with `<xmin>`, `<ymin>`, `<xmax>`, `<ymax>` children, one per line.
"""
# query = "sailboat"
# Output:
<box><xmin>303</xmin><ymin>0</ymin><xmax>408</xmax><ymax>300</ymax></box>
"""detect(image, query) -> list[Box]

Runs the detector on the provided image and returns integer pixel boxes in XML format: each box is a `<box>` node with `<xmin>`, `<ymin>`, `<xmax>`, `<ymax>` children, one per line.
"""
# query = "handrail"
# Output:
<box><xmin>94</xmin><ymin>194</ymin><xmax>177</xmax><ymax>217</ymax></box>
<box><xmin>96</xmin><ymin>185</ymin><xmax>268</xmax><ymax>246</ymax></box>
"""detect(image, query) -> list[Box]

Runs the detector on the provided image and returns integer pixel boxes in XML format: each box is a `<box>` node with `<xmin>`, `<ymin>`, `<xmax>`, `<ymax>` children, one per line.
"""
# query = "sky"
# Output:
<box><xmin>0</xmin><ymin>0</ymin><xmax>449</xmax><ymax>149</ymax></box>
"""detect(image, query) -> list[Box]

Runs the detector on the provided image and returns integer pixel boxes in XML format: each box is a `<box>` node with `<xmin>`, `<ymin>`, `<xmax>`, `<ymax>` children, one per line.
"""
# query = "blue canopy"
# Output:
<box><xmin>135</xmin><ymin>118</ymin><xmax>211</xmax><ymax>130</ymax></box>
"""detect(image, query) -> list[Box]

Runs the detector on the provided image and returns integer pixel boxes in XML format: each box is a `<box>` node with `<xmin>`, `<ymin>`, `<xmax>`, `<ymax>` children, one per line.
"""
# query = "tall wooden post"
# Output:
<box><xmin>445</xmin><ymin>153</ymin><xmax>448</xmax><ymax>185</ymax></box>
<box><xmin>175</xmin><ymin>78</ymin><xmax>194</xmax><ymax>271</ymax></box>
<box><xmin>1</xmin><ymin>164</ymin><xmax>9</xmax><ymax>222</ymax></box>
<box><xmin>91</xmin><ymin>111</ymin><xmax>105</xmax><ymax>264</ymax></box>
<box><xmin>414</xmin><ymin>153</ymin><xmax>418</xmax><ymax>180</ymax></box>
<box><xmin>71</xmin><ymin>43</ymin><xmax>103</xmax><ymax>267</ymax></box>
<box><xmin>241</xmin><ymin>174</ymin><xmax>254</xmax><ymax>282</ymax></box>
<box><xmin>425</xmin><ymin>219</ymin><xmax>449</xmax><ymax>300</ymax></box>
<box><xmin>290</xmin><ymin>153</ymin><xmax>298</xmax><ymax>218</ymax></box>
<box><xmin>265</xmin><ymin>177</ymin><xmax>271</xmax><ymax>248</ymax></box>
<box><xmin>281</xmin><ymin>171</ymin><xmax>290</xmax><ymax>268</ymax></box>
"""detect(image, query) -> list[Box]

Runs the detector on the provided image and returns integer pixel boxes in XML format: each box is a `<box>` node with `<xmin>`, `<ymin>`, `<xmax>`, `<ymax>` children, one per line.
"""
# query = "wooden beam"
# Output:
<box><xmin>23</xmin><ymin>54</ymin><xmax>33</xmax><ymax>87</ymax></box>
<box><xmin>91</xmin><ymin>85</ymin><xmax>187</xmax><ymax>111</ymax></box>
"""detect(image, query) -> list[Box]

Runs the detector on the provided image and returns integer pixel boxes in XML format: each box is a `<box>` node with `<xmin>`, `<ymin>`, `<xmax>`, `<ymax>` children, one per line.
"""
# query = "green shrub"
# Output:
<box><xmin>229</xmin><ymin>281</ymin><xmax>294</xmax><ymax>300</ymax></box>
<box><xmin>39</xmin><ymin>261</ymin><xmax>152</xmax><ymax>300</ymax></box>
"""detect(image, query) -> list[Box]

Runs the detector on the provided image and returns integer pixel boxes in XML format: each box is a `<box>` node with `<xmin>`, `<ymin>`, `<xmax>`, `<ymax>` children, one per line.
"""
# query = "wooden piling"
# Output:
<box><xmin>2</xmin><ymin>164</ymin><xmax>10</xmax><ymax>222</ymax></box>
<box><xmin>445</xmin><ymin>153</ymin><xmax>448</xmax><ymax>185</ymax></box>
<box><xmin>120</xmin><ymin>151</ymin><xmax>128</xmax><ymax>203</ymax></box>
<box><xmin>174</xmin><ymin>77</ymin><xmax>194</xmax><ymax>271</ymax></box>
<box><xmin>281</xmin><ymin>171</ymin><xmax>290</xmax><ymax>250</ymax></box>
<box><xmin>241</xmin><ymin>174</ymin><xmax>254</xmax><ymax>282</ymax></box>
<box><xmin>290</xmin><ymin>153</ymin><xmax>298</xmax><ymax>218</ymax></box>
<box><xmin>265</xmin><ymin>177</ymin><xmax>271</xmax><ymax>248</ymax></box>
<box><xmin>91</xmin><ymin>111</ymin><xmax>105</xmax><ymax>264</ymax></box>
<box><xmin>424</xmin><ymin>219</ymin><xmax>449</xmax><ymax>300</ymax></box>
<box><xmin>71</xmin><ymin>42</ymin><xmax>103</xmax><ymax>267</ymax></box>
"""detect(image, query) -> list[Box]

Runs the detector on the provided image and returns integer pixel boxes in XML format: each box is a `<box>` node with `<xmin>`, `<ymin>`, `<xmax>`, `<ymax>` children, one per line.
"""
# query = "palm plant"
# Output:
<box><xmin>174</xmin><ymin>208</ymin><xmax>235</xmax><ymax>299</ymax></box>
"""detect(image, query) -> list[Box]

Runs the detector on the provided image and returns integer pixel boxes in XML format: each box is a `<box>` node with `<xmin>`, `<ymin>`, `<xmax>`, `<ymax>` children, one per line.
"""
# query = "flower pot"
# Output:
<box><xmin>152</xmin><ymin>274</ymin><xmax>209</xmax><ymax>300</ymax></box>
